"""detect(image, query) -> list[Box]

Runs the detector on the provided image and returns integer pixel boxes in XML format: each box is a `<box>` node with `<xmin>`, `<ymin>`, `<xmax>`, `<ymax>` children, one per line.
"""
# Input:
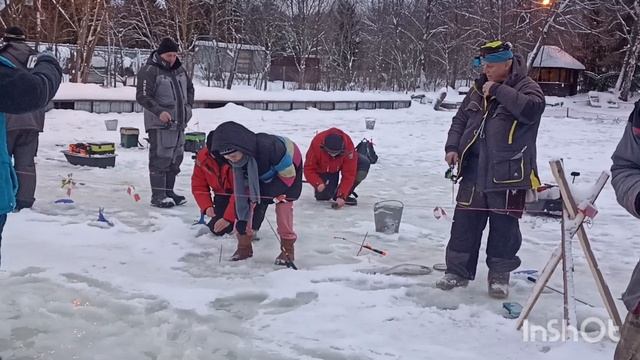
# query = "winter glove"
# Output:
<box><xmin>31</xmin><ymin>52</ymin><xmax>62</xmax><ymax>105</ymax></box>
<box><xmin>36</xmin><ymin>52</ymin><xmax>62</xmax><ymax>74</ymax></box>
<box><xmin>37</xmin><ymin>50</ymin><xmax>56</xmax><ymax>61</ymax></box>
<box><xmin>208</xmin><ymin>218</ymin><xmax>233</xmax><ymax>236</ymax></box>
<box><xmin>235</xmin><ymin>220</ymin><xmax>248</xmax><ymax>235</ymax></box>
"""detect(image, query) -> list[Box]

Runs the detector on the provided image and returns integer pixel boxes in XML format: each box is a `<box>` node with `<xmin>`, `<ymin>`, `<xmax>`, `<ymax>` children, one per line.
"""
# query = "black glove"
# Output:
<box><xmin>207</xmin><ymin>218</ymin><xmax>216</xmax><ymax>232</ymax></box>
<box><xmin>235</xmin><ymin>220</ymin><xmax>248</xmax><ymax>235</ymax></box>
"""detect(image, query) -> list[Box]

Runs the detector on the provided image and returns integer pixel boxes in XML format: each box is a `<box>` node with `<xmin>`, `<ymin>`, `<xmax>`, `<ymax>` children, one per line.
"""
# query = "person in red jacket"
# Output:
<box><xmin>191</xmin><ymin>133</ymin><xmax>236</xmax><ymax>236</ymax></box>
<box><xmin>304</xmin><ymin>128</ymin><xmax>370</xmax><ymax>208</ymax></box>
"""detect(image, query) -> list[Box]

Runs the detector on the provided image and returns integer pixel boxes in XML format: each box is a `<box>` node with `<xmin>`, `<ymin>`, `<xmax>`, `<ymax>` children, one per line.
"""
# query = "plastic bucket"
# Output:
<box><xmin>374</xmin><ymin>200</ymin><xmax>404</xmax><ymax>234</ymax></box>
<box><xmin>105</xmin><ymin>119</ymin><xmax>118</xmax><ymax>131</ymax></box>
<box><xmin>365</xmin><ymin>117</ymin><xmax>376</xmax><ymax>130</ymax></box>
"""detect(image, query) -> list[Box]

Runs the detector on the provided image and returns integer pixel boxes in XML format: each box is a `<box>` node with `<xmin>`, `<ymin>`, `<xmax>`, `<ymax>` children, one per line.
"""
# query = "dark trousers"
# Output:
<box><xmin>251</xmin><ymin>202</ymin><xmax>269</xmax><ymax>232</ymax></box>
<box><xmin>315</xmin><ymin>153</ymin><xmax>370</xmax><ymax>200</ymax></box>
<box><xmin>615</xmin><ymin>312</ymin><xmax>640</xmax><ymax>360</ymax></box>
<box><xmin>7</xmin><ymin>130</ymin><xmax>39</xmax><ymax>209</ymax></box>
<box><xmin>207</xmin><ymin>195</ymin><xmax>235</xmax><ymax>236</ymax></box>
<box><xmin>445</xmin><ymin>181</ymin><xmax>525</xmax><ymax>280</ymax></box>
<box><xmin>209</xmin><ymin>196</ymin><xmax>269</xmax><ymax>235</ymax></box>
<box><xmin>0</xmin><ymin>213</ymin><xmax>6</xmax><ymax>266</ymax></box>
<box><xmin>148</xmin><ymin>129</ymin><xmax>185</xmax><ymax>200</ymax></box>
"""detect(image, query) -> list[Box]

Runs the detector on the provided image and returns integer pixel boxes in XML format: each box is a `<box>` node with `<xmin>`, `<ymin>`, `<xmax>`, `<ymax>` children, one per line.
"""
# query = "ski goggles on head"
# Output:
<box><xmin>473</xmin><ymin>40</ymin><xmax>514</xmax><ymax>67</ymax></box>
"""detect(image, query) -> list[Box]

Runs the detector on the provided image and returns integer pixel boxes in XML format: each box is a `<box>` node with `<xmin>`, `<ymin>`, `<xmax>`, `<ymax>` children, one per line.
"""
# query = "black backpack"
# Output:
<box><xmin>356</xmin><ymin>138</ymin><xmax>378</xmax><ymax>164</ymax></box>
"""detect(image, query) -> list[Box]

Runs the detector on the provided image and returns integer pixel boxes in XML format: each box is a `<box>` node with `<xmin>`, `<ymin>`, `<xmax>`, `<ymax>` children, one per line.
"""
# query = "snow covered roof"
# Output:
<box><xmin>528</xmin><ymin>46</ymin><xmax>585</xmax><ymax>70</ymax></box>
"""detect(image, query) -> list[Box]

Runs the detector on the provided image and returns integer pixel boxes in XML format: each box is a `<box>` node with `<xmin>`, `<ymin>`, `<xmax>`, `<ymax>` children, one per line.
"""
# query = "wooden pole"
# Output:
<box><xmin>516</xmin><ymin>160</ymin><xmax>622</xmax><ymax>331</ymax></box>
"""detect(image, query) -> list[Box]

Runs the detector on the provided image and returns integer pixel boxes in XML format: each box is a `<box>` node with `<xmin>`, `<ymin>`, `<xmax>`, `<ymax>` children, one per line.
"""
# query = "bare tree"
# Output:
<box><xmin>244</xmin><ymin>0</ymin><xmax>283</xmax><ymax>90</ymax></box>
<box><xmin>527</xmin><ymin>0</ymin><xmax>573</xmax><ymax>69</ymax></box>
<box><xmin>325</xmin><ymin>0</ymin><xmax>359</xmax><ymax>90</ymax></box>
<box><xmin>50</xmin><ymin>0</ymin><xmax>108</xmax><ymax>83</ymax></box>
<box><xmin>611</xmin><ymin>0</ymin><xmax>640</xmax><ymax>100</ymax></box>
<box><xmin>281</xmin><ymin>0</ymin><xmax>328</xmax><ymax>88</ymax></box>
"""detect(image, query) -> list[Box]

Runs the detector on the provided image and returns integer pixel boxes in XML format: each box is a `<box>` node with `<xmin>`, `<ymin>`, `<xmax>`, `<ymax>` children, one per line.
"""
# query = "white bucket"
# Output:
<box><xmin>105</xmin><ymin>119</ymin><xmax>118</xmax><ymax>131</ymax></box>
<box><xmin>365</xmin><ymin>117</ymin><xmax>376</xmax><ymax>130</ymax></box>
<box><xmin>374</xmin><ymin>200</ymin><xmax>404</xmax><ymax>234</ymax></box>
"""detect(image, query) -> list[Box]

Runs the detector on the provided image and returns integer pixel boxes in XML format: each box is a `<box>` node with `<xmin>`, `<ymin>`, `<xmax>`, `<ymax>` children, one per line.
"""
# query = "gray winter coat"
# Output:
<box><xmin>445</xmin><ymin>54</ymin><xmax>546</xmax><ymax>194</ymax></box>
<box><xmin>0</xmin><ymin>41</ymin><xmax>45</xmax><ymax>132</ymax></box>
<box><xmin>136</xmin><ymin>52</ymin><xmax>194</xmax><ymax>132</ymax></box>
<box><xmin>611</xmin><ymin>102</ymin><xmax>640</xmax><ymax>312</ymax></box>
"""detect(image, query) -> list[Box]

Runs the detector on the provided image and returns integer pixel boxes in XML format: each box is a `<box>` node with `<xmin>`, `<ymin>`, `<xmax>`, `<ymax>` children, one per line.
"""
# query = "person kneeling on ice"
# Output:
<box><xmin>610</xmin><ymin>100</ymin><xmax>640</xmax><ymax>360</ymax></box>
<box><xmin>191</xmin><ymin>132</ymin><xmax>236</xmax><ymax>236</ymax></box>
<box><xmin>437</xmin><ymin>40</ymin><xmax>544</xmax><ymax>299</ymax></box>
<box><xmin>304</xmin><ymin>128</ymin><xmax>370</xmax><ymax>208</ymax></box>
<box><xmin>209</xmin><ymin>121</ymin><xmax>303</xmax><ymax>264</ymax></box>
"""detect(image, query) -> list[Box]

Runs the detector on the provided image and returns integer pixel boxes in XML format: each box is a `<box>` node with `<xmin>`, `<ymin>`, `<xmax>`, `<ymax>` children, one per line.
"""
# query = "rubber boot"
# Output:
<box><xmin>488</xmin><ymin>271</ymin><xmax>510</xmax><ymax>299</ymax></box>
<box><xmin>165</xmin><ymin>173</ymin><xmax>186</xmax><ymax>206</ymax></box>
<box><xmin>150</xmin><ymin>172</ymin><xmax>174</xmax><ymax>208</ymax></box>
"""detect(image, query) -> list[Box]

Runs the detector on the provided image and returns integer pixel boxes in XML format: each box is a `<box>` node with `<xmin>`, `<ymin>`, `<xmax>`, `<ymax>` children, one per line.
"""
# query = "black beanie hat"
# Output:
<box><xmin>323</xmin><ymin>134</ymin><xmax>344</xmax><ymax>155</ymax></box>
<box><xmin>157</xmin><ymin>37</ymin><xmax>179</xmax><ymax>55</ymax></box>
<box><xmin>4</xmin><ymin>26</ymin><xmax>26</xmax><ymax>42</ymax></box>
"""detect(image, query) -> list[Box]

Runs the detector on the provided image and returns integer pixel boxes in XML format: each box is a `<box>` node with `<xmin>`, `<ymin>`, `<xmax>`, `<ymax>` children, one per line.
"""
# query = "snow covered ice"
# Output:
<box><xmin>0</xmin><ymin>92</ymin><xmax>636</xmax><ymax>359</ymax></box>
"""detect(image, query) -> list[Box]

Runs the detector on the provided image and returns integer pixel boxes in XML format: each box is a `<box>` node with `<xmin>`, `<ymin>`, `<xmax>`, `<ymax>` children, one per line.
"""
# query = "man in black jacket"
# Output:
<box><xmin>437</xmin><ymin>41</ymin><xmax>545</xmax><ymax>298</ymax></box>
<box><xmin>0</xmin><ymin>44</ymin><xmax>62</xmax><ymax>266</ymax></box>
<box><xmin>136</xmin><ymin>37</ymin><xmax>194</xmax><ymax>208</ymax></box>
<box><xmin>2</xmin><ymin>26</ymin><xmax>44</xmax><ymax>210</ymax></box>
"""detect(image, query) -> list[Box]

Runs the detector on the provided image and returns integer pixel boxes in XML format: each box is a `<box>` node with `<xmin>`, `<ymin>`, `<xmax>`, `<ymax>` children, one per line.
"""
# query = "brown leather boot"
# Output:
<box><xmin>275</xmin><ymin>238</ymin><xmax>295</xmax><ymax>266</ymax></box>
<box><xmin>231</xmin><ymin>234</ymin><xmax>253</xmax><ymax>261</ymax></box>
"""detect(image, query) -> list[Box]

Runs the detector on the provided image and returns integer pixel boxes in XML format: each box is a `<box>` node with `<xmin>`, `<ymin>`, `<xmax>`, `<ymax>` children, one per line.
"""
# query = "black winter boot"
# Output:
<box><xmin>165</xmin><ymin>173</ymin><xmax>186</xmax><ymax>206</ymax></box>
<box><xmin>488</xmin><ymin>271</ymin><xmax>510</xmax><ymax>299</ymax></box>
<box><xmin>436</xmin><ymin>273</ymin><xmax>469</xmax><ymax>290</ymax></box>
<box><xmin>150</xmin><ymin>172</ymin><xmax>174</xmax><ymax>208</ymax></box>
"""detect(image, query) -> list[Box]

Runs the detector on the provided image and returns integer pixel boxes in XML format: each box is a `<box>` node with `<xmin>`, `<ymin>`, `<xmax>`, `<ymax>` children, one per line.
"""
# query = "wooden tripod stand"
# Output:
<box><xmin>516</xmin><ymin>160</ymin><xmax>622</xmax><ymax>331</ymax></box>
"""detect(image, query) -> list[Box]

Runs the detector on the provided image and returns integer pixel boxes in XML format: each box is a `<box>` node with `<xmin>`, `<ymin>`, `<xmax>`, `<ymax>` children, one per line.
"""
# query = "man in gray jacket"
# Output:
<box><xmin>611</xmin><ymin>102</ymin><xmax>640</xmax><ymax>360</ymax></box>
<box><xmin>136</xmin><ymin>37</ymin><xmax>194</xmax><ymax>208</ymax></box>
<box><xmin>437</xmin><ymin>40</ymin><xmax>545</xmax><ymax>298</ymax></box>
<box><xmin>2</xmin><ymin>27</ymin><xmax>44</xmax><ymax>210</ymax></box>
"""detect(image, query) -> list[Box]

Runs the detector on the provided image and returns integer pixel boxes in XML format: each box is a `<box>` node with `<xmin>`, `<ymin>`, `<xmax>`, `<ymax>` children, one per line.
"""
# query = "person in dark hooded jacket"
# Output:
<box><xmin>611</xmin><ymin>100</ymin><xmax>640</xmax><ymax>360</ymax></box>
<box><xmin>2</xmin><ymin>26</ymin><xmax>45</xmax><ymax>210</ymax></box>
<box><xmin>136</xmin><ymin>37</ymin><xmax>194</xmax><ymax>208</ymax></box>
<box><xmin>437</xmin><ymin>40</ymin><xmax>545</xmax><ymax>299</ymax></box>
<box><xmin>210</xmin><ymin>121</ymin><xmax>303</xmax><ymax>265</ymax></box>
<box><xmin>0</xmin><ymin>47</ymin><xmax>62</xmax><ymax>266</ymax></box>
